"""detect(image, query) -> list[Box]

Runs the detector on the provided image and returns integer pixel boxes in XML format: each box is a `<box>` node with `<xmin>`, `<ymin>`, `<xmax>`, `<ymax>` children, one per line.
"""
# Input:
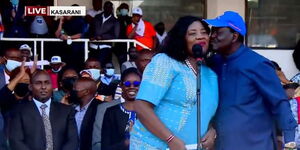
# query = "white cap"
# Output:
<box><xmin>132</xmin><ymin>7</ymin><xmax>142</xmax><ymax>16</ymax></box>
<box><xmin>50</xmin><ymin>56</ymin><xmax>64</xmax><ymax>64</ymax></box>
<box><xmin>19</xmin><ymin>44</ymin><xmax>32</xmax><ymax>56</ymax></box>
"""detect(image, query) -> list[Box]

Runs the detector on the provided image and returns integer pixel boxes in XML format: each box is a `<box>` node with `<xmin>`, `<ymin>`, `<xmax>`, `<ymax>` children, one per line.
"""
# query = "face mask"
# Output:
<box><xmin>129</xmin><ymin>54</ymin><xmax>138</xmax><ymax>60</ymax></box>
<box><xmin>105</xmin><ymin>69</ymin><xmax>115</xmax><ymax>77</ymax></box>
<box><xmin>120</xmin><ymin>9</ymin><xmax>128</xmax><ymax>16</ymax></box>
<box><xmin>6</xmin><ymin>59</ymin><xmax>21</xmax><ymax>72</ymax></box>
<box><xmin>14</xmin><ymin>83</ymin><xmax>29</xmax><ymax>97</ymax></box>
<box><xmin>69</xmin><ymin>90</ymin><xmax>80</xmax><ymax>105</ymax></box>
<box><xmin>62</xmin><ymin>77</ymin><xmax>77</xmax><ymax>92</ymax></box>
<box><xmin>10</xmin><ymin>0</ymin><xmax>19</xmax><ymax>6</ymax></box>
<box><xmin>87</xmin><ymin>69</ymin><xmax>101</xmax><ymax>81</ymax></box>
<box><xmin>52</xmin><ymin>67</ymin><xmax>62</xmax><ymax>73</ymax></box>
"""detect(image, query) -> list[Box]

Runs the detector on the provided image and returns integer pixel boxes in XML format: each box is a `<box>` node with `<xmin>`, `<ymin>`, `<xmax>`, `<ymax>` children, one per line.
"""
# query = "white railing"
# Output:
<box><xmin>1</xmin><ymin>38</ymin><xmax>150</xmax><ymax>68</ymax></box>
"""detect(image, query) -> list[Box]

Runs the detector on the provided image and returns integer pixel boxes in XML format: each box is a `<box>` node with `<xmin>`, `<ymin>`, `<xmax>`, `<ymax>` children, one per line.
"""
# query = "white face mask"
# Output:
<box><xmin>106</xmin><ymin>68</ymin><xmax>115</xmax><ymax>76</ymax></box>
<box><xmin>52</xmin><ymin>66</ymin><xmax>62</xmax><ymax>73</ymax></box>
<box><xmin>120</xmin><ymin>9</ymin><xmax>128</xmax><ymax>16</ymax></box>
<box><xmin>6</xmin><ymin>59</ymin><xmax>21</xmax><ymax>72</ymax></box>
<box><xmin>88</xmin><ymin>69</ymin><xmax>101</xmax><ymax>81</ymax></box>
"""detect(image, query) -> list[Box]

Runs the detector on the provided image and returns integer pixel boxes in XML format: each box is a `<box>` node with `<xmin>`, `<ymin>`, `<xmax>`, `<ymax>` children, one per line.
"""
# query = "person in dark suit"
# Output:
<box><xmin>71</xmin><ymin>77</ymin><xmax>102</xmax><ymax>150</ymax></box>
<box><xmin>9</xmin><ymin>70</ymin><xmax>79</xmax><ymax>150</ymax></box>
<box><xmin>0</xmin><ymin>48</ymin><xmax>22</xmax><ymax>150</ymax></box>
<box><xmin>89</xmin><ymin>1</ymin><xmax>120</xmax><ymax>66</ymax></box>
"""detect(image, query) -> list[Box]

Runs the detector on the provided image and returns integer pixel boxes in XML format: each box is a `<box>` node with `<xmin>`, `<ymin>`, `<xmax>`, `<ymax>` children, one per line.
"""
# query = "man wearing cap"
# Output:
<box><xmin>204</xmin><ymin>11</ymin><xmax>297</xmax><ymax>150</ymax></box>
<box><xmin>47</xmin><ymin>56</ymin><xmax>65</xmax><ymax>90</ymax></box>
<box><xmin>19</xmin><ymin>44</ymin><xmax>33</xmax><ymax>62</ymax></box>
<box><xmin>126</xmin><ymin>7</ymin><xmax>157</xmax><ymax>51</ymax></box>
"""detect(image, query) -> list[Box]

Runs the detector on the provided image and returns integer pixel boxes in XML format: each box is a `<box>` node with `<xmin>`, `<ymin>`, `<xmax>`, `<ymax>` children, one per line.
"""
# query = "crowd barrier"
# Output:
<box><xmin>1</xmin><ymin>38</ymin><xmax>150</xmax><ymax>69</ymax></box>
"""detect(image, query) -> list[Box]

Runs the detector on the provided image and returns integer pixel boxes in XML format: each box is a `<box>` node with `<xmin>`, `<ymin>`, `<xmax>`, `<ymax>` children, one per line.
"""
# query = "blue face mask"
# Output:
<box><xmin>88</xmin><ymin>69</ymin><xmax>101</xmax><ymax>81</ymax></box>
<box><xmin>6</xmin><ymin>59</ymin><xmax>21</xmax><ymax>72</ymax></box>
<box><xmin>10</xmin><ymin>0</ymin><xmax>19</xmax><ymax>7</ymax></box>
<box><xmin>120</xmin><ymin>9</ymin><xmax>128</xmax><ymax>16</ymax></box>
<box><xmin>106</xmin><ymin>69</ymin><xmax>115</xmax><ymax>77</ymax></box>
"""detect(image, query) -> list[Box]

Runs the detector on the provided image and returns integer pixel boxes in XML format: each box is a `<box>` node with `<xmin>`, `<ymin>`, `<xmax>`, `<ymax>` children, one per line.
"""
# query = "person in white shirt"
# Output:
<box><xmin>155</xmin><ymin>22</ymin><xmax>167</xmax><ymax>47</ymax></box>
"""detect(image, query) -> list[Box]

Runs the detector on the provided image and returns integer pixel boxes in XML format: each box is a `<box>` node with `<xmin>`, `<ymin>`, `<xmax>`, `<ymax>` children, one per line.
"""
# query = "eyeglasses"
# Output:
<box><xmin>123</xmin><ymin>81</ymin><xmax>141</xmax><ymax>87</ymax></box>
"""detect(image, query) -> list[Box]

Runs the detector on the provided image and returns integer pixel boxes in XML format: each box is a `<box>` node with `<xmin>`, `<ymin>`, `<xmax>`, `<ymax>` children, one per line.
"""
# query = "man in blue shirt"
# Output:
<box><xmin>204</xmin><ymin>11</ymin><xmax>297</xmax><ymax>150</ymax></box>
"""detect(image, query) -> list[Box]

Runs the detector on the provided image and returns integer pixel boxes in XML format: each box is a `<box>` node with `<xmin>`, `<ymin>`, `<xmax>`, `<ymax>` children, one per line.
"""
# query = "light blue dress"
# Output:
<box><xmin>130</xmin><ymin>53</ymin><xmax>218</xmax><ymax>150</ymax></box>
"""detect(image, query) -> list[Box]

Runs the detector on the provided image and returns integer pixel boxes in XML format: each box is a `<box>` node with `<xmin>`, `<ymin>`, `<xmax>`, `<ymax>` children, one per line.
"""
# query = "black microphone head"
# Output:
<box><xmin>192</xmin><ymin>44</ymin><xmax>203</xmax><ymax>59</ymax></box>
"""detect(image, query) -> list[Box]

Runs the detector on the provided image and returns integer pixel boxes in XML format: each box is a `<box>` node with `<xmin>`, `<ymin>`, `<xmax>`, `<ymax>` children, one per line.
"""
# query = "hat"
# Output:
<box><xmin>50</xmin><ymin>56</ymin><xmax>64</xmax><ymax>64</ymax></box>
<box><xmin>19</xmin><ymin>44</ymin><xmax>33</xmax><ymax>56</ymax></box>
<box><xmin>204</xmin><ymin>11</ymin><xmax>246</xmax><ymax>36</ymax></box>
<box><xmin>132</xmin><ymin>7</ymin><xmax>142</xmax><ymax>16</ymax></box>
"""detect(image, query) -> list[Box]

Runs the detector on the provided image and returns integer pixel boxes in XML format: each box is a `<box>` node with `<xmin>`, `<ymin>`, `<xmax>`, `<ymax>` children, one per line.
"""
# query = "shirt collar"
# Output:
<box><xmin>223</xmin><ymin>44</ymin><xmax>246</xmax><ymax>61</ymax></box>
<box><xmin>33</xmin><ymin>98</ymin><xmax>52</xmax><ymax>108</ymax></box>
<box><xmin>75</xmin><ymin>98</ymin><xmax>93</xmax><ymax>112</ymax></box>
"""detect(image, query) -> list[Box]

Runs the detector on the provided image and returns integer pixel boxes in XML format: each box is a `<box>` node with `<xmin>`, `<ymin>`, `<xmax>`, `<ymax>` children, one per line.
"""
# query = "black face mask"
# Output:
<box><xmin>62</xmin><ymin>77</ymin><xmax>77</xmax><ymax>92</ymax></box>
<box><xmin>14</xmin><ymin>83</ymin><xmax>29</xmax><ymax>97</ymax></box>
<box><xmin>129</xmin><ymin>54</ymin><xmax>138</xmax><ymax>60</ymax></box>
<box><xmin>69</xmin><ymin>90</ymin><xmax>80</xmax><ymax>105</ymax></box>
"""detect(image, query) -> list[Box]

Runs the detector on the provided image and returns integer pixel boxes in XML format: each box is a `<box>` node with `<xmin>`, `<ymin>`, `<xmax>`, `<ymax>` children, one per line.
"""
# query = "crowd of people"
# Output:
<box><xmin>0</xmin><ymin>0</ymin><xmax>167</xmax><ymax>71</ymax></box>
<box><xmin>1</xmin><ymin>0</ymin><xmax>300</xmax><ymax>150</ymax></box>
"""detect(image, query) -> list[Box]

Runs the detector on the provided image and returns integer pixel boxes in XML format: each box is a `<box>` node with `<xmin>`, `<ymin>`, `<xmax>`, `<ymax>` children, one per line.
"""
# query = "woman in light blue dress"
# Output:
<box><xmin>130</xmin><ymin>16</ymin><xmax>218</xmax><ymax>150</ymax></box>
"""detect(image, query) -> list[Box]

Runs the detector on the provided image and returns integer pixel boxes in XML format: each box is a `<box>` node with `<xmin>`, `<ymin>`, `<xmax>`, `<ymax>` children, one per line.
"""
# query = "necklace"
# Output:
<box><xmin>185</xmin><ymin>59</ymin><xmax>197</xmax><ymax>75</ymax></box>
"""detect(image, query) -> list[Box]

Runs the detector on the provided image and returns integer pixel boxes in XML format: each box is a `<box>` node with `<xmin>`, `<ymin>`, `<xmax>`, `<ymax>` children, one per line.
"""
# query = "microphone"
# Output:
<box><xmin>192</xmin><ymin>44</ymin><xmax>204</xmax><ymax>62</ymax></box>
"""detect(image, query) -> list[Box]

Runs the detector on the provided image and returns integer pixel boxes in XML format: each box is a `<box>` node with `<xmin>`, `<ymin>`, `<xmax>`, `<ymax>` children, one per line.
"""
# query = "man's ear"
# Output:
<box><xmin>232</xmin><ymin>32</ymin><xmax>239</xmax><ymax>43</ymax></box>
<box><xmin>28</xmin><ymin>84</ymin><xmax>33</xmax><ymax>91</ymax></box>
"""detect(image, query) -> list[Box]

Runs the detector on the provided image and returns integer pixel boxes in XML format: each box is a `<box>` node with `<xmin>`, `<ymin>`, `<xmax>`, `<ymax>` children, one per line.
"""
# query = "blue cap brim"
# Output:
<box><xmin>203</xmin><ymin>19</ymin><xmax>229</xmax><ymax>27</ymax></box>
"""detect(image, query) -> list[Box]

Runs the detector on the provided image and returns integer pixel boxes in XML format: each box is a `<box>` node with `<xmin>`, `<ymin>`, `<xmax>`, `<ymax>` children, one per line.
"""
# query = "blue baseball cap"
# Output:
<box><xmin>204</xmin><ymin>11</ymin><xmax>246</xmax><ymax>36</ymax></box>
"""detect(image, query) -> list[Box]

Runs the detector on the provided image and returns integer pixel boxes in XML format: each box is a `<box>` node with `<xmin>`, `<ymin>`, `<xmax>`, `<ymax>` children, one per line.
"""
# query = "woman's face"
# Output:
<box><xmin>62</xmin><ymin>69</ymin><xmax>78</xmax><ymax>79</ymax></box>
<box><xmin>121</xmin><ymin>73</ymin><xmax>141</xmax><ymax>101</ymax></box>
<box><xmin>185</xmin><ymin>21</ymin><xmax>209</xmax><ymax>56</ymax></box>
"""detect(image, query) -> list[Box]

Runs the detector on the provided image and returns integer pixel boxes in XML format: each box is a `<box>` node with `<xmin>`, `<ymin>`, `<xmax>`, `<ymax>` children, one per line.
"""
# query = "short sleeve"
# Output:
<box><xmin>136</xmin><ymin>54</ymin><xmax>175</xmax><ymax>106</ymax></box>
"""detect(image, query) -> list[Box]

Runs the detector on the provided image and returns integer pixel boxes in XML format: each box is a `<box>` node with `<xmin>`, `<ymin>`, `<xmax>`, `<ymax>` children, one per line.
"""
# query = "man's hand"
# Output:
<box><xmin>15</xmin><ymin>59</ymin><xmax>26</xmax><ymax>79</ymax></box>
<box><xmin>30</xmin><ymin>55</ymin><xmax>38</xmax><ymax>74</ymax></box>
<box><xmin>60</xmin><ymin>34</ymin><xmax>68</xmax><ymax>40</ymax></box>
<box><xmin>168</xmin><ymin>136</ymin><xmax>186</xmax><ymax>150</ymax></box>
<box><xmin>284</xmin><ymin>142</ymin><xmax>297</xmax><ymax>150</ymax></box>
<box><xmin>201</xmin><ymin>127</ymin><xmax>216</xmax><ymax>150</ymax></box>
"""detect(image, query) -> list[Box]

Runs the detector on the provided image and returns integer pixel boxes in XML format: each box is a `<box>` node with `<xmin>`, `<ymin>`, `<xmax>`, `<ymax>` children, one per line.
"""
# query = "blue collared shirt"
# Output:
<box><xmin>75</xmin><ymin>99</ymin><xmax>93</xmax><ymax>135</ymax></box>
<box><xmin>33</xmin><ymin>98</ymin><xmax>51</xmax><ymax>116</ymax></box>
<box><xmin>211</xmin><ymin>45</ymin><xmax>297</xmax><ymax>150</ymax></box>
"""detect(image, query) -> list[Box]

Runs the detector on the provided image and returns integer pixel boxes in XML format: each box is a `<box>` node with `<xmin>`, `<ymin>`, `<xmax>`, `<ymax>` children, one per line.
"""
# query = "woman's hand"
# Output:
<box><xmin>168</xmin><ymin>137</ymin><xmax>186</xmax><ymax>150</ymax></box>
<box><xmin>200</xmin><ymin>127</ymin><xmax>216</xmax><ymax>150</ymax></box>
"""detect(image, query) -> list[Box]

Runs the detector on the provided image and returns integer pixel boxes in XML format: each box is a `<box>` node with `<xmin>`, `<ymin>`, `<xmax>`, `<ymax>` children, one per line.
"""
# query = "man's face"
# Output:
<box><xmin>30</xmin><ymin>73</ymin><xmax>53</xmax><ymax>102</ymax></box>
<box><xmin>93</xmin><ymin>0</ymin><xmax>102</xmax><ymax>11</ymax></box>
<box><xmin>20</xmin><ymin>50</ymin><xmax>31</xmax><ymax>61</ymax></box>
<box><xmin>132</xmin><ymin>14</ymin><xmax>142</xmax><ymax>24</ymax></box>
<box><xmin>5</xmin><ymin>49</ymin><xmax>22</xmax><ymax>62</ymax></box>
<box><xmin>85</xmin><ymin>60</ymin><xmax>101</xmax><ymax>69</ymax></box>
<box><xmin>103</xmin><ymin>2</ymin><xmax>113</xmax><ymax>15</ymax></box>
<box><xmin>210</xmin><ymin>27</ymin><xmax>234</xmax><ymax>53</ymax></box>
<box><xmin>73</xmin><ymin>81</ymin><xmax>88</xmax><ymax>101</ymax></box>
<box><xmin>50</xmin><ymin>63</ymin><xmax>63</xmax><ymax>71</ymax></box>
<box><xmin>135</xmin><ymin>52</ymin><xmax>154</xmax><ymax>73</ymax></box>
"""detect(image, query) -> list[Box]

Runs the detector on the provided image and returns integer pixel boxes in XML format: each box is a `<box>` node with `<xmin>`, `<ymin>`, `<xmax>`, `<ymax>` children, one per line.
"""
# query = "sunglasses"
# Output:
<box><xmin>123</xmin><ymin>81</ymin><xmax>141</xmax><ymax>87</ymax></box>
